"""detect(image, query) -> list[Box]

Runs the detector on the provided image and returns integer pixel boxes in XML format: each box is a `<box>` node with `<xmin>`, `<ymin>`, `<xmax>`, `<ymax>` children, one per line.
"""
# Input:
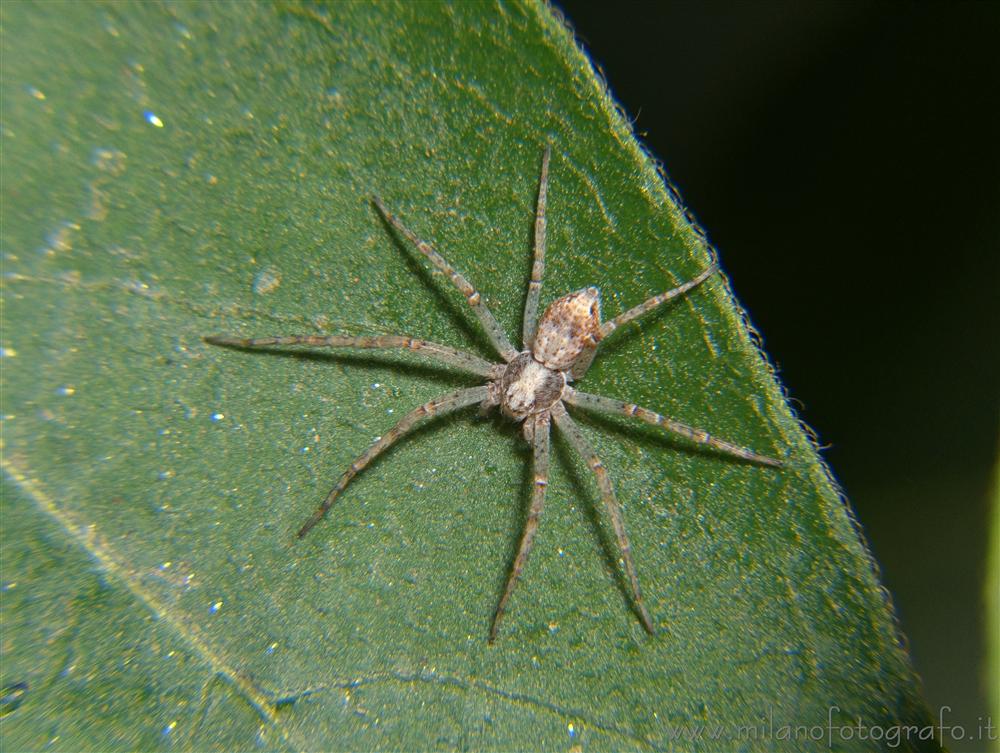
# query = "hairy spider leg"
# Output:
<box><xmin>489</xmin><ymin>411</ymin><xmax>551</xmax><ymax>643</ymax></box>
<box><xmin>202</xmin><ymin>334</ymin><xmax>497</xmax><ymax>378</ymax></box>
<box><xmin>564</xmin><ymin>388</ymin><xmax>782</xmax><ymax>467</ymax></box>
<box><xmin>598</xmin><ymin>263</ymin><xmax>719</xmax><ymax>341</ymax></box>
<box><xmin>372</xmin><ymin>196</ymin><xmax>519</xmax><ymax>363</ymax></box>
<box><xmin>522</xmin><ymin>146</ymin><xmax>551</xmax><ymax>351</ymax></box>
<box><xmin>296</xmin><ymin>385</ymin><xmax>490</xmax><ymax>539</ymax></box>
<box><xmin>551</xmin><ymin>403</ymin><xmax>655</xmax><ymax>635</ymax></box>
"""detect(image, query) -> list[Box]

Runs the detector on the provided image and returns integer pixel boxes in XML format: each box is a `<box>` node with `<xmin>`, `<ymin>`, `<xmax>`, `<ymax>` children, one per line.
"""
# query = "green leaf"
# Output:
<box><xmin>2</xmin><ymin>1</ymin><xmax>938</xmax><ymax>750</ymax></box>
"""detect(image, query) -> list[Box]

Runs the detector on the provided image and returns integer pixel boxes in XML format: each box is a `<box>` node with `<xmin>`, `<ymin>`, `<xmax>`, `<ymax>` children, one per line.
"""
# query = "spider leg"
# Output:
<box><xmin>372</xmin><ymin>197</ymin><xmax>520</xmax><ymax>363</ymax></box>
<box><xmin>204</xmin><ymin>334</ymin><xmax>497</xmax><ymax>377</ymax></box>
<box><xmin>569</xmin><ymin>344</ymin><xmax>597</xmax><ymax>381</ymax></box>
<box><xmin>551</xmin><ymin>403</ymin><xmax>655</xmax><ymax>635</ymax></box>
<box><xmin>522</xmin><ymin>146</ymin><xmax>551</xmax><ymax>350</ymax></box>
<box><xmin>564</xmin><ymin>388</ymin><xmax>782</xmax><ymax>467</ymax></box>
<box><xmin>599</xmin><ymin>263</ymin><xmax>718</xmax><ymax>340</ymax></box>
<box><xmin>296</xmin><ymin>385</ymin><xmax>490</xmax><ymax>539</ymax></box>
<box><xmin>489</xmin><ymin>411</ymin><xmax>550</xmax><ymax>643</ymax></box>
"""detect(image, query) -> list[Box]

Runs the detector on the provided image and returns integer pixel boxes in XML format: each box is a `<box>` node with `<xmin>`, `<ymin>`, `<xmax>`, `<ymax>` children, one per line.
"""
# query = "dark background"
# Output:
<box><xmin>556</xmin><ymin>2</ymin><xmax>998</xmax><ymax>748</ymax></box>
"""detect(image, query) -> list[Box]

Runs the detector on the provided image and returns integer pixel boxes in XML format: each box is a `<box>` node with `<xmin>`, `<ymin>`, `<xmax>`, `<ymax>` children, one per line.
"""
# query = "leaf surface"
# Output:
<box><xmin>1</xmin><ymin>2</ymin><xmax>936</xmax><ymax>750</ymax></box>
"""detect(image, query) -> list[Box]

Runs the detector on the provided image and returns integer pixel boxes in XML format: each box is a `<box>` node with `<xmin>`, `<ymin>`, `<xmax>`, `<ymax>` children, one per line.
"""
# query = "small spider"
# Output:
<box><xmin>206</xmin><ymin>147</ymin><xmax>781</xmax><ymax>642</ymax></box>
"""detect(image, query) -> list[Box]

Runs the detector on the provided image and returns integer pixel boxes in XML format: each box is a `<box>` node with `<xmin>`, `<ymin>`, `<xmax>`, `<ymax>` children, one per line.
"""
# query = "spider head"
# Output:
<box><xmin>532</xmin><ymin>287</ymin><xmax>602</xmax><ymax>371</ymax></box>
<box><xmin>498</xmin><ymin>352</ymin><xmax>566</xmax><ymax>420</ymax></box>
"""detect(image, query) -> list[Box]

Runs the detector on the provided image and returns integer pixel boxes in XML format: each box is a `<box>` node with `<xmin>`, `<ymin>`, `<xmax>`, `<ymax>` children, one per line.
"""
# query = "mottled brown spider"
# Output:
<box><xmin>206</xmin><ymin>147</ymin><xmax>782</xmax><ymax>642</ymax></box>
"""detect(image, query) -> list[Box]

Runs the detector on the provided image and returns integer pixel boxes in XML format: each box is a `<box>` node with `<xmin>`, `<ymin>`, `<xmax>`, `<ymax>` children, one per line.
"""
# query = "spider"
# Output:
<box><xmin>205</xmin><ymin>147</ymin><xmax>782</xmax><ymax>642</ymax></box>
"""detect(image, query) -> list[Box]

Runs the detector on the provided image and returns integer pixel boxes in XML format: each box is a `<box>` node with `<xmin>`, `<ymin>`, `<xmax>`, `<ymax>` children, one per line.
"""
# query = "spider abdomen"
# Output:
<box><xmin>498</xmin><ymin>352</ymin><xmax>565</xmax><ymax>420</ymax></box>
<box><xmin>532</xmin><ymin>287</ymin><xmax>602</xmax><ymax>371</ymax></box>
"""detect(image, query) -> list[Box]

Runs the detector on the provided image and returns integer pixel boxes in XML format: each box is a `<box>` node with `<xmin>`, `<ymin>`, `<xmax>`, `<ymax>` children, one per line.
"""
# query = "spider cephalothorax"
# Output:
<box><xmin>206</xmin><ymin>146</ymin><xmax>782</xmax><ymax>642</ymax></box>
<box><xmin>490</xmin><ymin>351</ymin><xmax>565</xmax><ymax>422</ymax></box>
